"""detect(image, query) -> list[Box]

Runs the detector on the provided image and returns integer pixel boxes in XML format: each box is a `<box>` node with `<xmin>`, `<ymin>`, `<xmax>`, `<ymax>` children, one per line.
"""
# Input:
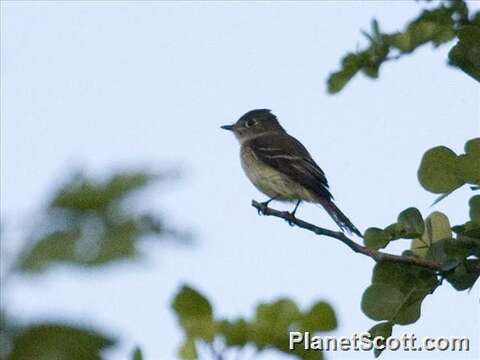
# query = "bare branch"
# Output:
<box><xmin>251</xmin><ymin>200</ymin><xmax>442</xmax><ymax>272</ymax></box>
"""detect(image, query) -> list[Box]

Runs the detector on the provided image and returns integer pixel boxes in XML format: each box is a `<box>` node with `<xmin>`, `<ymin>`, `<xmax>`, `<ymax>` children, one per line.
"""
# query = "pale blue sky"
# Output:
<box><xmin>1</xmin><ymin>1</ymin><xmax>479</xmax><ymax>359</ymax></box>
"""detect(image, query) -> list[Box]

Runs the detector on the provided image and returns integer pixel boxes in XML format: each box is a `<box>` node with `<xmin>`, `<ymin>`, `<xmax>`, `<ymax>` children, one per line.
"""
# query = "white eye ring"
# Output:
<box><xmin>245</xmin><ymin>119</ymin><xmax>256</xmax><ymax>128</ymax></box>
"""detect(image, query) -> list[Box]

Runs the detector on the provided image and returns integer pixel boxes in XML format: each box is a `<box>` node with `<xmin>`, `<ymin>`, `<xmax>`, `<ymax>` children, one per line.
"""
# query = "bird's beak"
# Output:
<box><xmin>220</xmin><ymin>124</ymin><xmax>234</xmax><ymax>131</ymax></box>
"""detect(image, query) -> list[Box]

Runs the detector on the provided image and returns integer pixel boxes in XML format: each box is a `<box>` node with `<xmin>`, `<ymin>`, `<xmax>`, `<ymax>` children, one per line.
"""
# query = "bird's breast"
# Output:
<box><xmin>240</xmin><ymin>145</ymin><xmax>314</xmax><ymax>201</ymax></box>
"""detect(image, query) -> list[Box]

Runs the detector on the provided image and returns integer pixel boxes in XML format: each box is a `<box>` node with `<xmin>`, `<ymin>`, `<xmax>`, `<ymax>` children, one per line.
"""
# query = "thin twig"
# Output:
<box><xmin>251</xmin><ymin>200</ymin><xmax>442</xmax><ymax>272</ymax></box>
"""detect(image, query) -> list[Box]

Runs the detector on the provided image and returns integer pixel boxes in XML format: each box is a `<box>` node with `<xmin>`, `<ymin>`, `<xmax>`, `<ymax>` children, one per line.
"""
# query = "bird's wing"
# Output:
<box><xmin>249</xmin><ymin>134</ymin><xmax>333</xmax><ymax>201</ymax></box>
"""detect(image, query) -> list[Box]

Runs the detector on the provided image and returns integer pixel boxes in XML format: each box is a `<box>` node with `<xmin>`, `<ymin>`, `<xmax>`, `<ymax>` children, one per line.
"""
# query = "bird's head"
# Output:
<box><xmin>221</xmin><ymin>109</ymin><xmax>286</xmax><ymax>143</ymax></box>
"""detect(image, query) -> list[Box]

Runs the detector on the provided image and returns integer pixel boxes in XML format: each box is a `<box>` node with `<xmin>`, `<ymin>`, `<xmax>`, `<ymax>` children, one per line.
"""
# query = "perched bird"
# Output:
<box><xmin>221</xmin><ymin>109</ymin><xmax>361</xmax><ymax>236</ymax></box>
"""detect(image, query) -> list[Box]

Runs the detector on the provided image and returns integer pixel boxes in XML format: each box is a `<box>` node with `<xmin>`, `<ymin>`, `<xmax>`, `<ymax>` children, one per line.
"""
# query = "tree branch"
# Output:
<box><xmin>251</xmin><ymin>200</ymin><xmax>442</xmax><ymax>272</ymax></box>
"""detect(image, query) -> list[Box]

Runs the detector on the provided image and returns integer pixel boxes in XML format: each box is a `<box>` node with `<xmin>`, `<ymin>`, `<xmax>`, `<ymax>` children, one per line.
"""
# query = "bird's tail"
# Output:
<box><xmin>320</xmin><ymin>200</ymin><xmax>362</xmax><ymax>237</ymax></box>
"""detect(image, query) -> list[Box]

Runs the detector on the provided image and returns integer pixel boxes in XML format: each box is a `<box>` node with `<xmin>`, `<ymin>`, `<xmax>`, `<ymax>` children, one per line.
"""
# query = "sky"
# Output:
<box><xmin>1</xmin><ymin>1</ymin><xmax>480</xmax><ymax>359</ymax></box>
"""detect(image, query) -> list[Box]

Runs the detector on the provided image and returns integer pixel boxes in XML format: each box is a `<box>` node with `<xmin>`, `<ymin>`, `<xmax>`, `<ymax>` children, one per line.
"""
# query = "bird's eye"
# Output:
<box><xmin>245</xmin><ymin>119</ymin><xmax>256</xmax><ymax>128</ymax></box>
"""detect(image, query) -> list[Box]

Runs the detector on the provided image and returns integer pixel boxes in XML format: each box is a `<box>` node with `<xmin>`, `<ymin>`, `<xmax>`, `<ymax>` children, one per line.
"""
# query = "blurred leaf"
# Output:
<box><xmin>179</xmin><ymin>338</ymin><xmax>197</xmax><ymax>360</ymax></box>
<box><xmin>173</xmin><ymin>285</ymin><xmax>335</xmax><ymax>359</ymax></box>
<box><xmin>7</xmin><ymin>323</ymin><xmax>114</xmax><ymax>360</ymax></box>
<box><xmin>219</xmin><ymin>319</ymin><xmax>250</xmax><ymax>347</ymax></box>
<box><xmin>300</xmin><ymin>301</ymin><xmax>337</xmax><ymax>332</ymax></box>
<box><xmin>367</xmin><ymin>322</ymin><xmax>393</xmax><ymax>358</ymax></box>
<box><xmin>172</xmin><ymin>286</ymin><xmax>215</xmax><ymax>341</ymax></box>
<box><xmin>418</xmin><ymin>146</ymin><xmax>463</xmax><ymax>193</ymax></box>
<box><xmin>327</xmin><ymin>53</ymin><xmax>361</xmax><ymax>93</ymax></box>
<box><xmin>327</xmin><ymin>4</ymin><xmax>459</xmax><ymax>93</ymax></box>
<box><xmin>131</xmin><ymin>347</ymin><xmax>143</xmax><ymax>360</ymax></box>
<box><xmin>17</xmin><ymin>170</ymin><xmax>174</xmax><ymax>273</ymax></box>
<box><xmin>364</xmin><ymin>228</ymin><xmax>391</xmax><ymax>250</ymax></box>
<box><xmin>251</xmin><ymin>298</ymin><xmax>302</xmax><ymax>347</ymax></box>
<box><xmin>18</xmin><ymin>231</ymin><xmax>81</xmax><ymax>272</ymax></box>
<box><xmin>449</xmin><ymin>25</ymin><xmax>480</xmax><ymax>82</ymax></box>
<box><xmin>397</xmin><ymin>207</ymin><xmax>425</xmax><ymax>238</ymax></box>
<box><xmin>50</xmin><ymin>171</ymin><xmax>154</xmax><ymax>211</ymax></box>
<box><xmin>388</xmin><ymin>6</ymin><xmax>455</xmax><ymax>52</ymax></box>
<box><xmin>411</xmin><ymin>211</ymin><xmax>451</xmax><ymax>257</ymax></box>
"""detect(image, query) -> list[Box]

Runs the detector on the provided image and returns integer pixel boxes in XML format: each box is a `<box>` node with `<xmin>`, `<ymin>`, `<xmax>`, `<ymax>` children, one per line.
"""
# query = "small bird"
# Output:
<box><xmin>221</xmin><ymin>109</ymin><xmax>361</xmax><ymax>236</ymax></box>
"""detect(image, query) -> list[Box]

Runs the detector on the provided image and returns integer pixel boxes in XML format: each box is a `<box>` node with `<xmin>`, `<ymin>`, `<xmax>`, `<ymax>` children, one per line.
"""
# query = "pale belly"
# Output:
<box><xmin>240</xmin><ymin>147</ymin><xmax>315</xmax><ymax>202</ymax></box>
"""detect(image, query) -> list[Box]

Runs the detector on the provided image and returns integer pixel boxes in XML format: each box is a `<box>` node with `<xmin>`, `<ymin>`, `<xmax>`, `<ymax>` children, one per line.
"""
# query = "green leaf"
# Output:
<box><xmin>327</xmin><ymin>5</ymin><xmax>457</xmax><ymax>94</ymax></box>
<box><xmin>470</xmin><ymin>195</ymin><xmax>480</xmax><ymax>222</ymax></box>
<box><xmin>327</xmin><ymin>53</ymin><xmax>361</xmax><ymax>93</ymax></box>
<box><xmin>172</xmin><ymin>285</ymin><xmax>336</xmax><ymax>359</ymax></box>
<box><xmin>172</xmin><ymin>286</ymin><xmax>215</xmax><ymax>341</ymax></box>
<box><xmin>179</xmin><ymin>338</ymin><xmax>197</xmax><ymax>360</ymax></box>
<box><xmin>411</xmin><ymin>211</ymin><xmax>451</xmax><ymax>257</ymax></box>
<box><xmin>367</xmin><ymin>322</ymin><xmax>393</xmax><ymax>358</ymax></box>
<box><xmin>383</xmin><ymin>222</ymin><xmax>404</xmax><ymax>240</ymax></box>
<box><xmin>362</xmin><ymin>262</ymin><xmax>437</xmax><ymax>325</ymax></box>
<box><xmin>397</xmin><ymin>207</ymin><xmax>425</xmax><ymax>238</ymax></box>
<box><xmin>361</xmin><ymin>284</ymin><xmax>405</xmax><ymax>321</ymax></box>
<box><xmin>449</xmin><ymin>25</ymin><xmax>480</xmax><ymax>82</ymax></box>
<box><xmin>131</xmin><ymin>347</ymin><xmax>143</xmax><ymax>360</ymax></box>
<box><xmin>252</xmin><ymin>298</ymin><xmax>301</xmax><ymax>346</ymax></box>
<box><xmin>50</xmin><ymin>171</ymin><xmax>154</xmax><ymax>211</ymax></box>
<box><xmin>452</xmin><ymin>221</ymin><xmax>480</xmax><ymax>239</ymax></box>
<box><xmin>219</xmin><ymin>319</ymin><xmax>250</xmax><ymax>347</ymax></box>
<box><xmin>18</xmin><ymin>231</ymin><xmax>81</xmax><ymax>273</ymax></box>
<box><xmin>457</xmin><ymin>152</ymin><xmax>480</xmax><ymax>185</ymax></box>
<box><xmin>17</xmin><ymin>170</ymin><xmax>172</xmax><ymax>272</ymax></box>
<box><xmin>300</xmin><ymin>301</ymin><xmax>337</xmax><ymax>332</ymax></box>
<box><xmin>465</xmin><ymin>138</ymin><xmax>480</xmax><ymax>156</ymax></box>
<box><xmin>446</xmin><ymin>259</ymin><xmax>480</xmax><ymax>291</ymax></box>
<box><xmin>426</xmin><ymin>239</ymin><xmax>459</xmax><ymax>271</ymax></box>
<box><xmin>418</xmin><ymin>146</ymin><xmax>463</xmax><ymax>193</ymax></box>
<box><xmin>8</xmin><ymin>323</ymin><xmax>114</xmax><ymax>360</ymax></box>
<box><xmin>426</xmin><ymin>236</ymin><xmax>480</xmax><ymax>271</ymax></box>
<box><xmin>364</xmin><ymin>228</ymin><xmax>391</xmax><ymax>250</ymax></box>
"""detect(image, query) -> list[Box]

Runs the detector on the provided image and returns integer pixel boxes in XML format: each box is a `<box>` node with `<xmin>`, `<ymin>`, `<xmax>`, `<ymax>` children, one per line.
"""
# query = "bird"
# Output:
<box><xmin>221</xmin><ymin>109</ymin><xmax>361</xmax><ymax>236</ymax></box>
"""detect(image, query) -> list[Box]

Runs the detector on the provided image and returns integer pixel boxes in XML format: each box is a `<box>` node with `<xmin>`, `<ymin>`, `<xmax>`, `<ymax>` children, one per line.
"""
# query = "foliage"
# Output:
<box><xmin>131</xmin><ymin>347</ymin><xmax>144</xmax><ymax>360</ymax></box>
<box><xmin>172</xmin><ymin>285</ymin><xmax>337</xmax><ymax>359</ymax></box>
<box><xmin>16</xmin><ymin>171</ymin><xmax>174</xmax><ymax>273</ymax></box>
<box><xmin>328</xmin><ymin>0</ymin><xmax>480</xmax><ymax>93</ymax></box>
<box><xmin>1</xmin><ymin>169</ymin><xmax>180</xmax><ymax>360</ymax></box>
<box><xmin>3</xmin><ymin>2</ymin><xmax>478</xmax><ymax>359</ymax></box>
<box><xmin>418</xmin><ymin>138</ymin><xmax>480</xmax><ymax>194</ymax></box>
<box><xmin>5</xmin><ymin>323</ymin><xmax>114</xmax><ymax>360</ymax></box>
<box><xmin>360</xmin><ymin>138</ymin><xmax>480</xmax><ymax>357</ymax></box>
<box><xmin>366</xmin><ymin>322</ymin><xmax>392</xmax><ymax>358</ymax></box>
<box><xmin>449</xmin><ymin>21</ymin><xmax>480</xmax><ymax>81</ymax></box>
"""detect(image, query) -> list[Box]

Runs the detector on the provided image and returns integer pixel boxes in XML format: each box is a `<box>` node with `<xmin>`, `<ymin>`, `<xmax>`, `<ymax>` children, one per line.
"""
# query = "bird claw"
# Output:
<box><xmin>257</xmin><ymin>201</ymin><xmax>268</xmax><ymax>216</ymax></box>
<box><xmin>286</xmin><ymin>212</ymin><xmax>296</xmax><ymax>226</ymax></box>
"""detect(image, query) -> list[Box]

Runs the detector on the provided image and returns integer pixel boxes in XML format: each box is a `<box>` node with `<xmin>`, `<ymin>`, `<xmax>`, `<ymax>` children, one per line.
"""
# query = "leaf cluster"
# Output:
<box><xmin>360</xmin><ymin>139</ymin><xmax>480</xmax><ymax>357</ymax></box>
<box><xmin>1</xmin><ymin>321</ymin><xmax>114</xmax><ymax>360</ymax></box>
<box><xmin>328</xmin><ymin>0</ymin><xmax>479</xmax><ymax>93</ymax></box>
<box><xmin>418</xmin><ymin>138</ymin><xmax>480</xmax><ymax>194</ymax></box>
<box><xmin>172</xmin><ymin>286</ymin><xmax>337</xmax><ymax>359</ymax></box>
<box><xmin>1</xmin><ymin>170</ymin><xmax>179</xmax><ymax>360</ymax></box>
<box><xmin>16</xmin><ymin>171</ymin><xmax>171</xmax><ymax>273</ymax></box>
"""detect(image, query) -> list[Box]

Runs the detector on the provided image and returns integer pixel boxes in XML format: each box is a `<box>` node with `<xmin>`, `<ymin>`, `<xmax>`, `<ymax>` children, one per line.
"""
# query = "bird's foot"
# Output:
<box><xmin>256</xmin><ymin>201</ymin><xmax>268</xmax><ymax>215</ymax></box>
<box><xmin>256</xmin><ymin>197</ymin><xmax>277</xmax><ymax>215</ymax></box>
<box><xmin>286</xmin><ymin>212</ymin><xmax>297</xmax><ymax>226</ymax></box>
<box><xmin>285</xmin><ymin>200</ymin><xmax>301</xmax><ymax>225</ymax></box>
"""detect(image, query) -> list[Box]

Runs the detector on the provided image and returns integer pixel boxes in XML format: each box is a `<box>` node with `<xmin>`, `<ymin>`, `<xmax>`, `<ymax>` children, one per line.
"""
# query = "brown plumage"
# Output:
<box><xmin>222</xmin><ymin>109</ymin><xmax>361</xmax><ymax>236</ymax></box>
